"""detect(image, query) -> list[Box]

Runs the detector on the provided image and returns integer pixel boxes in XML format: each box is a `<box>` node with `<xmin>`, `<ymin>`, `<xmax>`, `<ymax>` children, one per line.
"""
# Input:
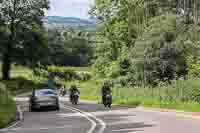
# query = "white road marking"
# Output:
<box><xmin>62</xmin><ymin>105</ymin><xmax>97</xmax><ymax>133</ymax></box>
<box><xmin>63</xmin><ymin>105</ymin><xmax>106</xmax><ymax>133</ymax></box>
<box><xmin>112</xmin><ymin>128</ymin><xmax>143</xmax><ymax>132</ymax></box>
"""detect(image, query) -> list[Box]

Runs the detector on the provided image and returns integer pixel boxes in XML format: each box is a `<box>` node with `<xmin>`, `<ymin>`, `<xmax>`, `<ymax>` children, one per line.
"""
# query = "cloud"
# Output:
<box><xmin>48</xmin><ymin>0</ymin><xmax>94</xmax><ymax>18</ymax></box>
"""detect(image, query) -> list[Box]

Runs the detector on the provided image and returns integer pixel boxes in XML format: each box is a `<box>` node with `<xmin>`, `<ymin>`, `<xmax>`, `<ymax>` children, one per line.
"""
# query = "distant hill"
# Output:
<box><xmin>43</xmin><ymin>16</ymin><xmax>97</xmax><ymax>31</ymax></box>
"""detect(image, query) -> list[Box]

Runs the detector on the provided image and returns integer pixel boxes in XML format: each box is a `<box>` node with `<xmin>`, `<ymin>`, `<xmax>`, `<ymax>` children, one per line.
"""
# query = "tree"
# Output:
<box><xmin>47</xmin><ymin>30</ymin><xmax>93</xmax><ymax>66</ymax></box>
<box><xmin>92</xmin><ymin>0</ymin><xmax>200</xmax><ymax>85</ymax></box>
<box><xmin>91</xmin><ymin>0</ymin><xmax>130</xmax><ymax>75</ymax></box>
<box><xmin>133</xmin><ymin>15</ymin><xmax>198</xmax><ymax>84</ymax></box>
<box><xmin>0</xmin><ymin>0</ymin><xmax>49</xmax><ymax>80</ymax></box>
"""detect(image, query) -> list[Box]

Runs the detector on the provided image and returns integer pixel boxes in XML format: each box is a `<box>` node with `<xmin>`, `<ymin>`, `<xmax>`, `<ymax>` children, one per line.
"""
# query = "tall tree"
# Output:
<box><xmin>0</xmin><ymin>0</ymin><xmax>49</xmax><ymax>80</ymax></box>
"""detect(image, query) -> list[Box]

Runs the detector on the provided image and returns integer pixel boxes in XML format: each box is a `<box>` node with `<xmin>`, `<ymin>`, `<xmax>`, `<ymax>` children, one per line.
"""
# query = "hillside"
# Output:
<box><xmin>43</xmin><ymin>16</ymin><xmax>97</xmax><ymax>31</ymax></box>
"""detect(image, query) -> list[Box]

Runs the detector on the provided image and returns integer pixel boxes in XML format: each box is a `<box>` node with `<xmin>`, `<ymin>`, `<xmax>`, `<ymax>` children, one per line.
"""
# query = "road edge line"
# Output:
<box><xmin>64</xmin><ymin>105</ymin><xmax>106</xmax><ymax>133</ymax></box>
<box><xmin>62</xmin><ymin>105</ymin><xmax>96</xmax><ymax>133</ymax></box>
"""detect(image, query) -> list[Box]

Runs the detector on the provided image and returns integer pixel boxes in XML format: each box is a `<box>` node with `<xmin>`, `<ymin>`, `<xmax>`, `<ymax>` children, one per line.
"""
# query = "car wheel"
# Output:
<box><xmin>29</xmin><ymin>105</ymin><xmax>34</xmax><ymax>112</ymax></box>
<box><xmin>56</xmin><ymin>104</ymin><xmax>60</xmax><ymax>111</ymax></box>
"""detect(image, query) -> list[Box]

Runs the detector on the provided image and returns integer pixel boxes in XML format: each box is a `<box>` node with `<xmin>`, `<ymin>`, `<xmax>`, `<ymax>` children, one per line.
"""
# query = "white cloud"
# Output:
<box><xmin>48</xmin><ymin>0</ymin><xmax>94</xmax><ymax>18</ymax></box>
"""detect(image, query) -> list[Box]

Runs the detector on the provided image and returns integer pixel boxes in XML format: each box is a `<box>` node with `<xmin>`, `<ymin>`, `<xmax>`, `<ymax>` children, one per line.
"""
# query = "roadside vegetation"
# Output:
<box><xmin>4</xmin><ymin>65</ymin><xmax>200</xmax><ymax>112</ymax></box>
<box><xmin>0</xmin><ymin>82</ymin><xmax>16</xmax><ymax>128</ymax></box>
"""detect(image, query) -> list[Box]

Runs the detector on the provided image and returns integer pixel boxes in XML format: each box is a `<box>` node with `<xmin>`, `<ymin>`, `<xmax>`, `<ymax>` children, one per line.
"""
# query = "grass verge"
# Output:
<box><xmin>0</xmin><ymin>96</ymin><xmax>16</xmax><ymax>128</ymax></box>
<box><xmin>66</xmin><ymin>79</ymin><xmax>200</xmax><ymax>112</ymax></box>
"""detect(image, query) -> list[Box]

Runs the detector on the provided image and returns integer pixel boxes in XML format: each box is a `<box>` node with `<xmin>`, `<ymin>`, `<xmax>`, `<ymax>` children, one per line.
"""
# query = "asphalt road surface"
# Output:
<box><xmin>1</xmin><ymin>97</ymin><xmax>200</xmax><ymax>133</ymax></box>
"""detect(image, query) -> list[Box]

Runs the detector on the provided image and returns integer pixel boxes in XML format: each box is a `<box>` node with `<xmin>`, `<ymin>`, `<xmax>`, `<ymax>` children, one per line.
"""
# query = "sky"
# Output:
<box><xmin>48</xmin><ymin>0</ymin><xmax>94</xmax><ymax>19</ymax></box>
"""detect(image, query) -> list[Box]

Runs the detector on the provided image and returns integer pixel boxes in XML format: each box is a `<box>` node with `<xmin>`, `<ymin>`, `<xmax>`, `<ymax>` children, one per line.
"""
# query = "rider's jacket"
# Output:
<box><xmin>101</xmin><ymin>86</ymin><xmax>111</xmax><ymax>96</ymax></box>
<box><xmin>70</xmin><ymin>88</ymin><xmax>80</xmax><ymax>95</ymax></box>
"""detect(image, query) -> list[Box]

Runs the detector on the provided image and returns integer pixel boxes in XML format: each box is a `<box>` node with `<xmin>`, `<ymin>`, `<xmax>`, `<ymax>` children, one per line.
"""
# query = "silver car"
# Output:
<box><xmin>29</xmin><ymin>89</ymin><xmax>60</xmax><ymax>111</ymax></box>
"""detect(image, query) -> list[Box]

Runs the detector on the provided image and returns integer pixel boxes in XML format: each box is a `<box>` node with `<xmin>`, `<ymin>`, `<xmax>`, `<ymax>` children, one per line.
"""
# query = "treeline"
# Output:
<box><xmin>91</xmin><ymin>0</ymin><xmax>200</xmax><ymax>86</ymax></box>
<box><xmin>0</xmin><ymin>0</ymin><xmax>95</xmax><ymax>80</ymax></box>
<box><xmin>47</xmin><ymin>30</ymin><xmax>93</xmax><ymax>66</ymax></box>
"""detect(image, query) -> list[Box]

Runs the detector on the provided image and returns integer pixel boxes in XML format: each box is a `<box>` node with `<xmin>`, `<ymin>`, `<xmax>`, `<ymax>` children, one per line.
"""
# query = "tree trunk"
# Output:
<box><xmin>2</xmin><ymin>14</ymin><xmax>15</xmax><ymax>80</ymax></box>
<box><xmin>2</xmin><ymin>43</ymin><xmax>12</xmax><ymax>80</ymax></box>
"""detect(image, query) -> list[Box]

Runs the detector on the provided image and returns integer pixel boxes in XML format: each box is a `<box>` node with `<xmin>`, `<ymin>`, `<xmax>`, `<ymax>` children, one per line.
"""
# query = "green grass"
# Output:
<box><xmin>0</xmin><ymin>65</ymin><xmax>47</xmax><ymax>96</ymax></box>
<box><xmin>60</xmin><ymin>79</ymin><xmax>101</xmax><ymax>101</ymax></box>
<box><xmin>1</xmin><ymin>77</ymin><xmax>47</xmax><ymax>96</ymax></box>
<box><xmin>0</xmin><ymin>95</ymin><xmax>16</xmax><ymax>128</ymax></box>
<box><xmin>67</xmin><ymin>79</ymin><xmax>200</xmax><ymax>112</ymax></box>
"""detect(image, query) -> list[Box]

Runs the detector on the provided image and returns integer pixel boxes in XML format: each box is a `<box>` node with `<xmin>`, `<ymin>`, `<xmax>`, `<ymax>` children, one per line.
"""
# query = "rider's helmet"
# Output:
<box><xmin>103</xmin><ymin>80</ymin><xmax>110</xmax><ymax>88</ymax></box>
<box><xmin>71</xmin><ymin>84</ymin><xmax>77</xmax><ymax>90</ymax></box>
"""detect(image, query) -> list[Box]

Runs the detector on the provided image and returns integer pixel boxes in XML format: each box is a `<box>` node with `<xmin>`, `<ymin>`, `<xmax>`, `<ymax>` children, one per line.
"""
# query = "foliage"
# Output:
<box><xmin>104</xmin><ymin>61</ymin><xmax>121</xmax><ymax>78</ymax></box>
<box><xmin>133</xmin><ymin>15</ymin><xmax>197</xmax><ymax>84</ymax></box>
<box><xmin>33</xmin><ymin>68</ymin><xmax>49</xmax><ymax>78</ymax></box>
<box><xmin>48</xmin><ymin>66</ymin><xmax>91</xmax><ymax>81</ymax></box>
<box><xmin>93</xmin><ymin>56</ymin><xmax>110</xmax><ymax>76</ymax></box>
<box><xmin>0</xmin><ymin>0</ymin><xmax>49</xmax><ymax>80</ymax></box>
<box><xmin>187</xmin><ymin>56</ymin><xmax>200</xmax><ymax>78</ymax></box>
<box><xmin>47</xmin><ymin>30</ymin><xmax>94</xmax><ymax>66</ymax></box>
<box><xmin>92</xmin><ymin>0</ymin><xmax>200</xmax><ymax>86</ymax></box>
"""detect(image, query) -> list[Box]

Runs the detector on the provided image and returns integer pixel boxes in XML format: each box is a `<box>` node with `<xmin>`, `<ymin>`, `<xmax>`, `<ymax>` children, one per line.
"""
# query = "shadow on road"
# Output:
<box><xmin>31</xmin><ymin>107</ymin><xmax>58</xmax><ymax>112</ymax></box>
<box><xmin>66</xmin><ymin>102</ymin><xmax>134</xmax><ymax>113</ymax></box>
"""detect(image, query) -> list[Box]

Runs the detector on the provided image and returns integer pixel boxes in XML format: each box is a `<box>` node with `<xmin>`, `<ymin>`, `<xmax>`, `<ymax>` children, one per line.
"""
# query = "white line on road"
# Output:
<box><xmin>112</xmin><ymin>128</ymin><xmax>144</xmax><ymax>132</ymax></box>
<box><xmin>62</xmin><ymin>105</ymin><xmax>97</xmax><ymax>133</ymax></box>
<box><xmin>63</xmin><ymin>105</ymin><xmax>106</xmax><ymax>133</ymax></box>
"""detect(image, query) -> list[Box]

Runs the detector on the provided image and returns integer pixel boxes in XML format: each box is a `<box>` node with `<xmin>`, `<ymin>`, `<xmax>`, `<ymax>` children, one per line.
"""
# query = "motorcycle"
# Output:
<box><xmin>103</xmin><ymin>93</ymin><xmax>112</xmax><ymax>108</ymax></box>
<box><xmin>71</xmin><ymin>92</ymin><xmax>80</xmax><ymax>105</ymax></box>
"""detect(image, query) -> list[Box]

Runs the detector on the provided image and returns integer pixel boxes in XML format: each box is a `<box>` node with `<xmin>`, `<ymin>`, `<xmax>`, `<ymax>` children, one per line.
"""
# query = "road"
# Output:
<box><xmin>1</xmin><ymin>97</ymin><xmax>200</xmax><ymax>133</ymax></box>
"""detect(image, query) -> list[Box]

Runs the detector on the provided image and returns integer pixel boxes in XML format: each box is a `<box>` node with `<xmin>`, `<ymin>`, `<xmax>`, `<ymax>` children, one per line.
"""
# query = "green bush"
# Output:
<box><xmin>33</xmin><ymin>68</ymin><xmax>48</xmax><ymax>78</ymax></box>
<box><xmin>133</xmin><ymin>15</ymin><xmax>196</xmax><ymax>84</ymax></box>
<box><xmin>187</xmin><ymin>56</ymin><xmax>200</xmax><ymax>78</ymax></box>
<box><xmin>105</xmin><ymin>61</ymin><xmax>121</xmax><ymax>78</ymax></box>
<box><xmin>114</xmin><ymin>76</ymin><xmax>129</xmax><ymax>86</ymax></box>
<box><xmin>175</xmin><ymin>79</ymin><xmax>200</xmax><ymax>103</ymax></box>
<box><xmin>93</xmin><ymin>56</ymin><xmax>110</xmax><ymax>77</ymax></box>
<box><xmin>48</xmin><ymin>66</ymin><xmax>92</xmax><ymax>81</ymax></box>
<box><xmin>48</xmin><ymin>66</ymin><xmax>75</xmax><ymax>80</ymax></box>
<box><xmin>75</xmin><ymin>72</ymin><xmax>91</xmax><ymax>81</ymax></box>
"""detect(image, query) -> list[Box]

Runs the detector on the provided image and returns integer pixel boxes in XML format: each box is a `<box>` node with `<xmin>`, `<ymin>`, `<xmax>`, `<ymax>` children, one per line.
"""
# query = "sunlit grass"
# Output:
<box><xmin>0</xmin><ymin>95</ymin><xmax>16</xmax><ymax>128</ymax></box>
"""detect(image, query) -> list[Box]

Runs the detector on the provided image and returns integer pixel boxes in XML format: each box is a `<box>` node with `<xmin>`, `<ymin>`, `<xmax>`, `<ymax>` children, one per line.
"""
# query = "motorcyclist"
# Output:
<box><xmin>101</xmin><ymin>82</ymin><xmax>112</xmax><ymax>105</ymax></box>
<box><xmin>60</xmin><ymin>85</ymin><xmax>66</xmax><ymax>97</ymax></box>
<box><xmin>69</xmin><ymin>85</ymin><xmax>80</xmax><ymax>102</ymax></box>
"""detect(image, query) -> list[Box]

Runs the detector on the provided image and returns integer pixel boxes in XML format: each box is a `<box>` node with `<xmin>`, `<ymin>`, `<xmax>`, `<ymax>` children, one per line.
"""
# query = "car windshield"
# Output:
<box><xmin>35</xmin><ymin>89</ymin><xmax>57</xmax><ymax>96</ymax></box>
